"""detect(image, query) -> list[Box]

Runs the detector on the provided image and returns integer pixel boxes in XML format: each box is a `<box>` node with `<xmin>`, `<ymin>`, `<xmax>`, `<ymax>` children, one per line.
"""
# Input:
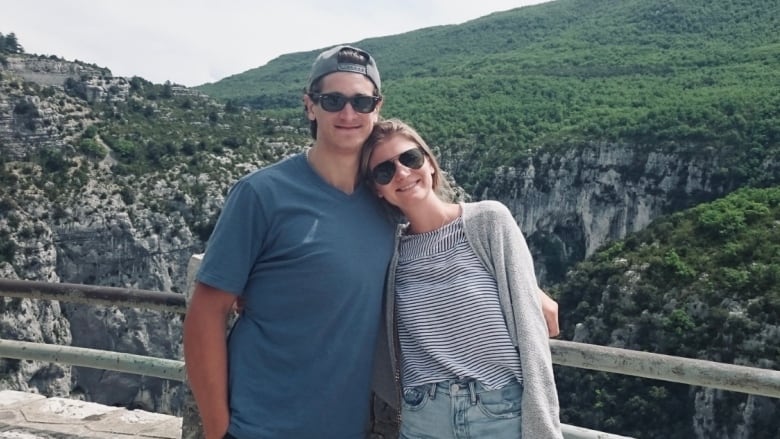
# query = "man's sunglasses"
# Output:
<box><xmin>371</xmin><ymin>148</ymin><xmax>426</xmax><ymax>185</ymax></box>
<box><xmin>309</xmin><ymin>92</ymin><xmax>382</xmax><ymax>113</ymax></box>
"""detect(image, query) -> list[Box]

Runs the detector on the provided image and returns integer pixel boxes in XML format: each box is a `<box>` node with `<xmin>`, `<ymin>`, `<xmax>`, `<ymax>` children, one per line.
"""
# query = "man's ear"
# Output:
<box><xmin>303</xmin><ymin>95</ymin><xmax>316</xmax><ymax>121</ymax></box>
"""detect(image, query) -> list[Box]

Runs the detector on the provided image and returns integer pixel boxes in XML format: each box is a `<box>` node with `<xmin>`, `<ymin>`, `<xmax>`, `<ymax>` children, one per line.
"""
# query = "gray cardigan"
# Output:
<box><xmin>372</xmin><ymin>200</ymin><xmax>563</xmax><ymax>438</ymax></box>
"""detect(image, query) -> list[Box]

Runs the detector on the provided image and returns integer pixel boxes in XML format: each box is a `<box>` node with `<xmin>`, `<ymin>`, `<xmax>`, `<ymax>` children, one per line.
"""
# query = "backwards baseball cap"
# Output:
<box><xmin>306</xmin><ymin>45</ymin><xmax>381</xmax><ymax>92</ymax></box>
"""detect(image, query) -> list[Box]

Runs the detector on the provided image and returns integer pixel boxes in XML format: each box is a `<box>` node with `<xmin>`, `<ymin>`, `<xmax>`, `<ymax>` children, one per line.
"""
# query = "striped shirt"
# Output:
<box><xmin>396</xmin><ymin>217</ymin><xmax>523</xmax><ymax>390</ymax></box>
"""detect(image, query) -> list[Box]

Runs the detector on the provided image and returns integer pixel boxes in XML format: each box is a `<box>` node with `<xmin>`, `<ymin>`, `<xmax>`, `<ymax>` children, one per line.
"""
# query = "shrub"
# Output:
<box><xmin>13</xmin><ymin>101</ymin><xmax>38</xmax><ymax>116</ymax></box>
<box><xmin>0</xmin><ymin>231</ymin><xmax>18</xmax><ymax>263</ymax></box>
<box><xmin>113</xmin><ymin>139</ymin><xmax>137</xmax><ymax>160</ymax></box>
<box><xmin>78</xmin><ymin>139</ymin><xmax>108</xmax><ymax>159</ymax></box>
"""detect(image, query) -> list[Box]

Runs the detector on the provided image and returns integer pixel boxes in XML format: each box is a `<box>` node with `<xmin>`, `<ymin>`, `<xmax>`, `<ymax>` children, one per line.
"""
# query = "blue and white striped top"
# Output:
<box><xmin>396</xmin><ymin>216</ymin><xmax>523</xmax><ymax>390</ymax></box>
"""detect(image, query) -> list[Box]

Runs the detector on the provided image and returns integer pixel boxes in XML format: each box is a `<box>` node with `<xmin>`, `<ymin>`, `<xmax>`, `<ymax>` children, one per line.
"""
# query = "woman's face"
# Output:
<box><xmin>368</xmin><ymin>135</ymin><xmax>435</xmax><ymax>209</ymax></box>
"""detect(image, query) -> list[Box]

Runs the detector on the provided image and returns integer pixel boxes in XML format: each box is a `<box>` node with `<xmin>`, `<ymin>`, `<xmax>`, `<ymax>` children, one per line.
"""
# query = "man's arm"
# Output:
<box><xmin>538</xmin><ymin>289</ymin><xmax>560</xmax><ymax>338</ymax></box>
<box><xmin>183</xmin><ymin>282</ymin><xmax>237</xmax><ymax>439</ymax></box>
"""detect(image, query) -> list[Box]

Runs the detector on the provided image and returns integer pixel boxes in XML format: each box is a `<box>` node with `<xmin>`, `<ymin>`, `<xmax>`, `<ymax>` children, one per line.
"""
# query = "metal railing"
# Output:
<box><xmin>2</xmin><ymin>277</ymin><xmax>780</xmax><ymax>439</ymax></box>
<box><xmin>0</xmin><ymin>278</ymin><xmax>185</xmax><ymax>313</ymax></box>
<box><xmin>0</xmin><ymin>338</ymin><xmax>185</xmax><ymax>381</ymax></box>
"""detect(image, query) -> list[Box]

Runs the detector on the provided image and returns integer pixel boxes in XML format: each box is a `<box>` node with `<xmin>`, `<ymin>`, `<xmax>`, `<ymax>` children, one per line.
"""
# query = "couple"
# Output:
<box><xmin>183</xmin><ymin>45</ymin><xmax>563</xmax><ymax>439</ymax></box>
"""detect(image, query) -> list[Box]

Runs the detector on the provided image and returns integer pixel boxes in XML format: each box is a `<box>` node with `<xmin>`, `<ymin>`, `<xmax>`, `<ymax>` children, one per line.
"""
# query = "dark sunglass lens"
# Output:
<box><xmin>352</xmin><ymin>96</ymin><xmax>377</xmax><ymax>113</ymax></box>
<box><xmin>399</xmin><ymin>149</ymin><xmax>425</xmax><ymax>169</ymax></box>
<box><xmin>319</xmin><ymin>94</ymin><xmax>347</xmax><ymax>111</ymax></box>
<box><xmin>372</xmin><ymin>162</ymin><xmax>396</xmax><ymax>185</ymax></box>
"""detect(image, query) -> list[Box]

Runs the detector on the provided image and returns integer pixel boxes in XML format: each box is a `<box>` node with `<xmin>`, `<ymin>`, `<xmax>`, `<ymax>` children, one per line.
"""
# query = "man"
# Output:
<box><xmin>183</xmin><ymin>45</ymin><xmax>395</xmax><ymax>439</ymax></box>
<box><xmin>183</xmin><ymin>44</ymin><xmax>560</xmax><ymax>439</ymax></box>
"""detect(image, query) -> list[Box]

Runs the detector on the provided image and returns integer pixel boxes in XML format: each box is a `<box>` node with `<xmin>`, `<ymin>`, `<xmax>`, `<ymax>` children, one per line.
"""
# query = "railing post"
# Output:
<box><xmin>180</xmin><ymin>254</ymin><xmax>205</xmax><ymax>439</ymax></box>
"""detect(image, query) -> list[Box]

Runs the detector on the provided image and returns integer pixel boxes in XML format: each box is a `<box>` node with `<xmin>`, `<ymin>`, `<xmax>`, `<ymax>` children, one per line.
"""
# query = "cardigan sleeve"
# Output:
<box><xmin>464</xmin><ymin>201</ymin><xmax>563</xmax><ymax>438</ymax></box>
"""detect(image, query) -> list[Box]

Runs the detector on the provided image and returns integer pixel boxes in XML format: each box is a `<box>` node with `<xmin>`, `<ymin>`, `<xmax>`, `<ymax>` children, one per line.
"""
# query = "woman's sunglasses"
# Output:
<box><xmin>309</xmin><ymin>92</ymin><xmax>382</xmax><ymax>113</ymax></box>
<box><xmin>370</xmin><ymin>148</ymin><xmax>426</xmax><ymax>185</ymax></box>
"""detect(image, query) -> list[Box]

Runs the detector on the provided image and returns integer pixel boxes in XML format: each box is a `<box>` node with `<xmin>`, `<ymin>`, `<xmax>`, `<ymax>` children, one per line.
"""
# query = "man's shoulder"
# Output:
<box><xmin>242</xmin><ymin>153</ymin><xmax>303</xmax><ymax>181</ymax></box>
<box><xmin>229</xmin><ymin>154</ymin><xmax>307</xmax><ymax>195</ymax></box>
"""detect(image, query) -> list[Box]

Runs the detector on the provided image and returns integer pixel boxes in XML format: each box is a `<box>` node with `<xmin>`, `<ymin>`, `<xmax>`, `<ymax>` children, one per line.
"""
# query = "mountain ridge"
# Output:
<box><xmin>194</xmin><ymin>0</ymin><xmax>779</xmax><ymax>197</ymax></box>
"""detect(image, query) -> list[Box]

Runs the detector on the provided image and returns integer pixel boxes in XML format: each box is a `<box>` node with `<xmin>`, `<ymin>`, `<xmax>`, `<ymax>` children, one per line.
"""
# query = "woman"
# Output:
<box><xmin>363</xmin><ymin>119</ymin><xmax>563</xmax><ymax>438</ymax></box>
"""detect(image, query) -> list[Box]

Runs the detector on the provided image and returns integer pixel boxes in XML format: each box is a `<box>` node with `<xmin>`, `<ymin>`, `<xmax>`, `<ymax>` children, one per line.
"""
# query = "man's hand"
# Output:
<box><xmin>538</xmin><ymin>289</ymin><xmax>560</xmax><ymax>338</ymax></box>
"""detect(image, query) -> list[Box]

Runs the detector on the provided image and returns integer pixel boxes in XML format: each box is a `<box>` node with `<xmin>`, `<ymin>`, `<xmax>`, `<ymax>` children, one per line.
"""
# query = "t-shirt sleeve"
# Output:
<box><xmin>196</xmin><ymin>178</ymin><xmax>267</xmax><ymax>296</ymax></box>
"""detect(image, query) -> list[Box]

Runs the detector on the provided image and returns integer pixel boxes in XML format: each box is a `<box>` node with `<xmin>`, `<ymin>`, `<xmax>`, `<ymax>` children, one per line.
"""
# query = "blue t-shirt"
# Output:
<box><xmin>196</xmin><ymin>153</ymin><xmax>396</xmax><ymax>439</ymax></box>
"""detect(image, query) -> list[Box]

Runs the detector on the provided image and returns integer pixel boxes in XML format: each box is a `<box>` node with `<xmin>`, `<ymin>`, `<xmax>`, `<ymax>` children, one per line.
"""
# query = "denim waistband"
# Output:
<box><xmin>415</xmin><ymin>379</ymin><xmax>521</xmax><ymax>405</ymax></box>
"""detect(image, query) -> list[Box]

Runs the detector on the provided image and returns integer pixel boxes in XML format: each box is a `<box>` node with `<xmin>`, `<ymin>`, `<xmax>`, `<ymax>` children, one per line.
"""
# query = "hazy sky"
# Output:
<box><xmin>4</xmin><ymin>0</ymin><xmax>552</xmax><ymax>87</ymax></box>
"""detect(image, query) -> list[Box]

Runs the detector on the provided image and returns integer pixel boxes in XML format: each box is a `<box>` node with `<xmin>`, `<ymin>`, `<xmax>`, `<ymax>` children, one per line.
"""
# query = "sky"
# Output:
<box><xmin>4</xmin><ymin>0</ymin><xmax>552</xmax><ymax>87</ymax></box>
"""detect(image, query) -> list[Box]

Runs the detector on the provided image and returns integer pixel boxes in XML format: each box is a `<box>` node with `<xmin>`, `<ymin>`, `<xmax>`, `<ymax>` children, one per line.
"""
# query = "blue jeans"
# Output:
<box><xmin>400</xmin><ymin>379</ymin><xmax>523</xmax><ymax>439</ymax></box>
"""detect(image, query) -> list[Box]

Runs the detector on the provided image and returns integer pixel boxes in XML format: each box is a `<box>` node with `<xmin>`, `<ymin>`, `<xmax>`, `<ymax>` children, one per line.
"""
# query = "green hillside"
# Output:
<box><xmin>554</xmin><ymin>185</ymin><xmax>780</xmax><ymax>437</ymax></box>
<box><xmin>197</xmin><ymin>0</ymin><xmax>780</xmax><ymax>193</ymax></box>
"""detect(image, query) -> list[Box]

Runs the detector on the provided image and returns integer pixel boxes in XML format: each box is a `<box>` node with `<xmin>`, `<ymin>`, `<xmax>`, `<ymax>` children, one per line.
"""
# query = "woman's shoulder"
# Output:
<box><xmin>462</xmin><ymin>200</ymin><xmax>513</xmax><ymax>221</ymax></box>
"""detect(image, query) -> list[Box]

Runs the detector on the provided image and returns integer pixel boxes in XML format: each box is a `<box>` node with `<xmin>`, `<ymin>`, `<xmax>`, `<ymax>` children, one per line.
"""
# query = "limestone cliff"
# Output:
<box><xmin>0</xmin><ymin>55</ymin><xmax>301</xmax><ymax>414</ymax></box>
<box><xmin>478</xmin><ymin>143</ymin><xmax>777</xmax><ymax>283</ymax></box>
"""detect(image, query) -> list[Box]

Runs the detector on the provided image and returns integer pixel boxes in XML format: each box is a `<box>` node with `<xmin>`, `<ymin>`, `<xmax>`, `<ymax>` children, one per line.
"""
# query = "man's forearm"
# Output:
<box><xmin>539</xmin><ymin>288</ymin><xmax>560</xmax><ymax>338</ymax></box>
<box><xmin>183</xmin><ymin>285</ymin><xmax>233</xmax><ymax>439</ymax></box>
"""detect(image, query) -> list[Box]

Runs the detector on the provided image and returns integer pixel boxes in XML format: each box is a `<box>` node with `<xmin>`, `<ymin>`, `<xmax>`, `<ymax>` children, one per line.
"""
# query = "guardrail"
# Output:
<box><xmin>2</xmin><ymin>276</ymin><xmax>780</xmax><ymax>439</ymax></box>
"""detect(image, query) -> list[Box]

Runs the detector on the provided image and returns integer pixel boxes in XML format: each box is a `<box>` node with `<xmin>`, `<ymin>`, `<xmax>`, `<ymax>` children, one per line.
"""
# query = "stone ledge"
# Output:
<box><xmin>0</xmin><ymin>390</ymin><xmax>181</xmax><ymax>438</ymax></box>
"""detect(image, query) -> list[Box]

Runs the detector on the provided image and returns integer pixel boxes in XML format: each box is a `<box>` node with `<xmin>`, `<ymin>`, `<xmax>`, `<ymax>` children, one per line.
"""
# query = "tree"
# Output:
<box><xmin>161</xmin><ymin>81</ymin><xmax>173</xmax><ymax>99</ymax></box>
<box><xmin>0</xmin><ymin>231</ymin><xmax>16</xmax><ymax>264</ymax></box>
<box><xmin>0</xmin><ymin>32</ymin><xmax>24</xmax><ymax>54</ymax></box>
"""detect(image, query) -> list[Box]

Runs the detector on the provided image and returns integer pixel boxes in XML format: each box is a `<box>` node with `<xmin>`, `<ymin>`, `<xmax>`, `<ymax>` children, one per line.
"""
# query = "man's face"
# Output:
<box><xmin>305</xmin><ymin>72</ymin><xmax>382</xmax><ymax>153</ymax></box>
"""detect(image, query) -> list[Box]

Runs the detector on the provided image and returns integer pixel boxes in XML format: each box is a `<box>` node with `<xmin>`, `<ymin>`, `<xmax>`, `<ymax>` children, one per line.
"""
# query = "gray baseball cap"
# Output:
<box><xmin>306</xmin><ymin>45</ymin><xmax>381</xmax><ymax>92</ymax></box>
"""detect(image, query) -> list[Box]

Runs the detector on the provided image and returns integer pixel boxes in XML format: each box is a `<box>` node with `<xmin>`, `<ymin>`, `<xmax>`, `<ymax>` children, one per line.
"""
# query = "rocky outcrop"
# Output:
<box><xmin>480</xmin><ymin>143</ymin><xmax>766</xmax><ymax>283</ymax></box>
<box><xmin>0</xmin><ymin>142</ymin><xmax>224</xmax><ymax>413</ymax></box>
<box><xmin>0</xmin><ymin>261</ymin><xmax>72</xmax><ymax>397</ymax></box>
<box><xmin>81</xmin><ymin>76</ymin><xmax>131</xmax><ymax>103</ymax></box>
<box><xmin>0</xmin><ymin>85</ymin><xmax>95</xmax><ymax>161</ymax></box>
<box><xmin>2</xmin><ymin>55</ymin><xmax>108</xmax><ymax>87</ymax></box>
<box><xmin>0</xmin><ymin>57</ymin><xmax>286</xmax><ymax>415</ymax></box>
<box><xmin>0</xmin><ymin>174</ymin><xmax>201</xmax><ymax>413</ymax></box>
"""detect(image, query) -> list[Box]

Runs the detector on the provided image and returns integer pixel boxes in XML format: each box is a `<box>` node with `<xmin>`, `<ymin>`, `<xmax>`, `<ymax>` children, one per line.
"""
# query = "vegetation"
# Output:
<box><xmin>554</xmin><ymin>186</ymin><xmax>780</xmax><ymax>437</ymax></box>
<box><xmin>0</xmin><ymin>32</ymin><xmax>24</xmax><ymax>54</ymax></box>
<box><xmin>0</xmin><ymin>230</ymin><xmax>15</xmax><ymax>264</ymax></box>
<box><xmin>70</xmin><ymin>77</ymin><xmax>309</xmax><ymax>177</ymax></box>
<box><xmin>0</xmin><ymin>35</ymin><xmax>311</xmax><ymax>247</ymax></box>
<box><xmin>197</xmin><ymin>0</ymin><xmax>780</xmax><ymax>193</ymax></box>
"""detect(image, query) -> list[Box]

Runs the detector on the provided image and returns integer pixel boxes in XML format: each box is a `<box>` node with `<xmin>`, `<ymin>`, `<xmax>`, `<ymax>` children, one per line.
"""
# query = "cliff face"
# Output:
<box><xmin>3</xmin><ymin>55</ymin><xmax>104</xmax><ymax>87</ymax></box>
<box><xmin>51</xmin><ymin>199</ymin><xmax>197</xmax><ymax>412</ymax></box>
<box><xmin>0</xmin><ymin>168</ymin><xmax>204</xmax><ymax>412</ymax></box>
<box><xmin>478</xmin><ymin>143</ymin><xmax>777</xmax><ymax>284</ymax></box>
<box><xmin>0</xmin><ymin>53</ymin><xmax>310</xmax><ymax>415</ymax></box>
<box><xmin>479</xmin><ymin>147</ymin><xmax>779</xmax><ymax>438</ymax></box>
<box><xmin>0</xmin><ymin>58</ymin><xmax>235</xmax><ymax>414</ymax></box>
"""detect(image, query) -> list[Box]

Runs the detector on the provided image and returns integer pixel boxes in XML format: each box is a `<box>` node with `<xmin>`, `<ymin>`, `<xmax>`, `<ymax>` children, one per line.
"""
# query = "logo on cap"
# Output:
<box><xmin>337</xmin><ymin>63</ymin><xmax>368</xmax><ymax>75</ymax></box>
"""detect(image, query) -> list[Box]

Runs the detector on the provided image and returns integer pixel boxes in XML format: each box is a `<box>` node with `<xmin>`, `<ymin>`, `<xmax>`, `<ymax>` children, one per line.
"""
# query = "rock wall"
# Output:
<box><xmin>479</xmin><ymin>143</ymin><xmax>754</xmax><ymax>283</ymax></box>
